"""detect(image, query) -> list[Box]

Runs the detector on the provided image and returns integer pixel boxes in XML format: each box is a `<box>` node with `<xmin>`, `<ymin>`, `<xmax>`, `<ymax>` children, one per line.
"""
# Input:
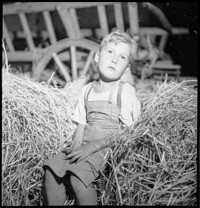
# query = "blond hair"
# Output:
<box><xmin>99</xmin><ymin>30</ymin><xmax>137</xmax><ymax>61</ymax></box>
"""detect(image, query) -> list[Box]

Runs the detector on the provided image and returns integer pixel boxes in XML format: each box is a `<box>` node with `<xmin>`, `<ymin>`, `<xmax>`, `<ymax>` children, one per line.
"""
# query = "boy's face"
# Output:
<box><xmin>95</xmin><ymin>41</ymin><xmax>131</xmax><ymax>82</ymax></box>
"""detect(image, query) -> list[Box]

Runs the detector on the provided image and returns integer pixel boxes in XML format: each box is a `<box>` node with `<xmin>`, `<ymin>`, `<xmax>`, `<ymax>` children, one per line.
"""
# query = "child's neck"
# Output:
<box><xmin>94</xmin><ymin>79</ymin><xmax>120</xmax><ymax>93</ymax></box>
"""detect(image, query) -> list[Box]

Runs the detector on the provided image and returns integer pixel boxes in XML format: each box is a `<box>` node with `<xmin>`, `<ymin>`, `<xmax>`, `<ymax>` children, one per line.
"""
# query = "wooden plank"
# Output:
<box><xmin>70</xmin><ymin>46</ymin><xmax>78</xmax><ymax>80</ymax></box>
<box><xmin>43</xmin><ymin>11</ymin><xmax>57</xmax><ymax>44</ymax></box>
<box><xmin>114</xmin><ymin>3</ymin><xmax>124</xmax><ymax>32</ymax></box>
<box><xmin>18</xmin><ymin>13</ymin><xmax>35</xmax><ymax>50</ymax></box>
<box><xmin>171</xmin><ymin>27</ymin><xmax>189</xmax><ymax>35</ymax></box>
<box><xmin>97</xmin><ymin>5</ymin><xmax>109</xmax><ymax>37</ymax></box>
<box><xmin>80</xmin><ymin>51</ymin><xmax>95</xmax><ymax>76</ymax></box>
<box><xmin>3</xmin><ymin>18</ymin><xmax>14</xmax><ymax>51</ymax></box>
<box><xmin>57</xmin><ymin>6</ymin><xmax>76</xmax><ymax>38</ymax></box>
<box><xmin>15</xmin><ymin>31</ymin><xmax>38</xmax><ymax>38</ymax></box>
<box><xmin>128</xmin><ymin>2</ymin><xmax>139</xmax><ymax>35</ymax></box>
<box><xmin>153</xmin><ymin>64</ymin><xmax>181</xmax><ymax>69</ymax></box>
<box><xmin>69</xmin><ymin>8</ymin><xmax>82</xmax><ymax>39</ymax></box>
<box><xmin>152</xmin><ymin>69</ymin><xmax>181</xmax><ymax>75</ymax></box>
<box><xmin>158</xmin><ymin>34</ymin><xmax>168</xmax><ymax>51</ymax></box>
<box><xmin>3</xmin><ymin>2</ymin><xmax>116</xmax><ymax>15</ymax></box>
<box><xmin>139</xmin><ymin>27</ymin><xmax>168</xmax><ymax>35</ymax></box>
<box><xmin>6</xmin><ymin>51</ymin><xmax>33</xmax><ymax>61</ymax></box>
<box><xmin>3</xmin><ymin>2</ymin><xmax>56</xmax><ymax>14</ymax></box>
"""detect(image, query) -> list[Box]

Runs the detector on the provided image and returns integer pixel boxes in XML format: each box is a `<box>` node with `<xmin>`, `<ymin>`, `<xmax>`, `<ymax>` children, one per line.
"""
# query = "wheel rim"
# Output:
<box><xmin>33</xmin><ymin>38</ymin><xmax>99</xmax><ymax>83</ymax></box>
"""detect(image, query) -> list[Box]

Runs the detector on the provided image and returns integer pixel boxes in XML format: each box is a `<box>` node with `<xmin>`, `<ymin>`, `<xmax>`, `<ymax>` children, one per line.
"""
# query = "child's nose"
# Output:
<box><xmin>112</xmin><ymin>56</ymin><xmax>117</xmax><ymax>64</ymax></box>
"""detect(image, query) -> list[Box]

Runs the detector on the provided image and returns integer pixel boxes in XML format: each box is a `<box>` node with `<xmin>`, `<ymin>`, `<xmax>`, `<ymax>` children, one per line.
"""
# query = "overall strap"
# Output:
<box><xmin>108</xmin><ymin>87</ymin><xmax>115</xmax><ymax>104</ymax></box>
<box><xmin>84</xmin><ymin>82</ymin><xmax>94</xmax><ymax>103</ymax></box>
<box><xmin>85</xmin><ymin>81</ymin><xmax>124</xmax><ymax>109</ymax></box>
<box><xmin>108</xmin><ymin>81</ymin><xmax>125</xmax><ymax>109</ymax></box>
<box><xmin>117</xmin><ymin>81</ymin><xmax>125</xmax><ymax>109</ymax></box>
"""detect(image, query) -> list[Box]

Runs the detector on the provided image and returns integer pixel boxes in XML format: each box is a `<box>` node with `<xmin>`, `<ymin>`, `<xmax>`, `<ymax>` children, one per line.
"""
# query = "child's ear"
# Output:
<box><xmin>94</xmin><ymin>51</ymin><xmax>100</xmax><ymax>63</ymax></box>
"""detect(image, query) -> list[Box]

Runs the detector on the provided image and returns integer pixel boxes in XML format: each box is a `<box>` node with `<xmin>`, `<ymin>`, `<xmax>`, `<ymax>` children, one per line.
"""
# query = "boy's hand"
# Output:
<box><xmin>62</xmin><ymin>141</ymin><xmax>80</xmax><ymax>155</ymax></box>
<box><xmin>62</xmin><ymin>142</ymin><xmax>97</xmax><ymax>164</ymax></box>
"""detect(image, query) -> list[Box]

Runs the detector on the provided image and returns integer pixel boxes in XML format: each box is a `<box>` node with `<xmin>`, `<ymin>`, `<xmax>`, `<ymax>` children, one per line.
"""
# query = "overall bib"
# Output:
<box><xmin>43</xmin><ymin>81</ymin><xmax>124</xmax><ymax>187</ymax></box>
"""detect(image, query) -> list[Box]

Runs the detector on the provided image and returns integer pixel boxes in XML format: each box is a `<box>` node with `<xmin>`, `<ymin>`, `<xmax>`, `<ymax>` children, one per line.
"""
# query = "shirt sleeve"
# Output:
<box><xmin>120</xmin><ymin>83</ymin><xmax>141</xmax><ymax>126</ymax></box>
<box><xmin>72</xmin><ymin>84</ymin><xmax>90</xmax><ymax>125</ymax></box>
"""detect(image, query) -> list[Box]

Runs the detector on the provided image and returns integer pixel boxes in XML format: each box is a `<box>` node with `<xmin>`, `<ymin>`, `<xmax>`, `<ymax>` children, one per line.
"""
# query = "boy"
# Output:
<box><xmin>43</xmin><ymin>30</ymin><xmax>141</xmax><ymax>205</ymax></box>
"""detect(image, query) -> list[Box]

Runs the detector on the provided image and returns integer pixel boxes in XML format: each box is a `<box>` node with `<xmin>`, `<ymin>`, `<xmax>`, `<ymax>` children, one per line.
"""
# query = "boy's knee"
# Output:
<box><xmin>44</xmin><ymin>169</ymin><xmax>66</xmax><ymax>195</ymax></box>
<box><xmin>44</xmin><ymin>166</ymin><xmax>63</xmax><ymax>184</ymax></box>
<box><xmin>44</xmin><ymin>169</ymin><xmax>56</xmax><ymax>190</ymax></box>
<box><xmin>45</xmin><ymin>169</ymin><xmax>52</xmax><ymax>183</ymax></box>
<box><xmin>70</xmin><ymin>174</ymin><xmax>85</xmax><ymax>194</ymax></box>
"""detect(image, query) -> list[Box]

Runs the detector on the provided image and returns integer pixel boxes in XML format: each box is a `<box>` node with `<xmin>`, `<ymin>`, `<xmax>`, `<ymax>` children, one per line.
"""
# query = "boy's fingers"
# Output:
<box><xmin>62</xmin><ymin>154</ymin><xmax>71</xmax><ymax>160</ymax></box>
<box><xmin>75</xmin><ymin>155</ymin><xmax>87</xmax><ymax>163</ymax></box>
<box><xmin>62</xmin><ymin>142</ymin><xmax>77</xmax><ymax>153</ymax></box>
<box><xmin>63</xmin><ymin>151</ymin><xmax>78</xmax><ymax>160</ymax></box>
<box><xmin>62</xmin><ymin>152</ymin><xmax>79</xmax><ymax>163</ymax></box>
<box><xmin>69</xmin><ymin>154</ymin><xmax>80</xmax><ymax>164</ymax></box>
<box><xmin>65</xmin><ymin>147</ymin><xmax>73</xmax><ymax>154</ymax></box>
<box><xmin>62</xmin><ymin>148</ymin><xmax>72</xmax><ymax>155</ymax></box>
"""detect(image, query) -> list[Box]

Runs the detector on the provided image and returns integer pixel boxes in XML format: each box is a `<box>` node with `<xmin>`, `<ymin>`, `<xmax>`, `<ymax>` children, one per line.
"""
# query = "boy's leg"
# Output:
<box><xmin>70</xmin><ymin>172</ymin><xmax>98</xmax><ymax>205</ymax></box>
<box><xmin>44</xmin><ymin>167</ymin><xmax>67</xmax><ymax>205</ymax></box>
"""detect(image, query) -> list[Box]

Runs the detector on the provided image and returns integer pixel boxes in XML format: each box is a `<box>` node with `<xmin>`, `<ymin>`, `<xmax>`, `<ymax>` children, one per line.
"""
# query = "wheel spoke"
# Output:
<box><xmin>80</xmin><ymin>51</ymin><xmax>95</xmax><ymax>76</ymax></box>
<box><xmin>52</xmin><ymin>53</ymin><xmax>71</xmax><ymax>82</ymax></box>
<box><xmin>70</xmin><ymin>46</ymin><xmax>78</xmax><ymax>80</ymax></box>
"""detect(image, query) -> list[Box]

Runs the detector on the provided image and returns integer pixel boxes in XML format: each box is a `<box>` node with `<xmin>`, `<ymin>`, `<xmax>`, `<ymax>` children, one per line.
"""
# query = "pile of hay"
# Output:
<box><xmin>2</xmin><ymin>67</ymin><xmax>197</xmax><ymax>206</ymax></box>
<box><xmin>97</xmin><ymin>79</ymin><xmax>197</xmax><ymax>206</ymax></box>
<box><xmin>2</xmin><ymin>69</ymin><xmax>87</xmax><ymax>205</ymax></box>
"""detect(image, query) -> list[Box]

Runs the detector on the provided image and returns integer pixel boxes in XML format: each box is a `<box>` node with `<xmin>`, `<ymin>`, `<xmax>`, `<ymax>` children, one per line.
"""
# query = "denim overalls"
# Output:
<box><xmin>44</xmin><ymin>81</ymin><xmax>124</xmax><ymax>187</ymax></box>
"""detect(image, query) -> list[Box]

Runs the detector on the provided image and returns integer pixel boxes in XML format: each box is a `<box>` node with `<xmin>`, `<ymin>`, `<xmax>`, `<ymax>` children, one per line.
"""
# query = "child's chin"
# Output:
<box><xmin>99</xmin><ymin>72</ymin><xmax>119</xmax><ymax>82</ymax></box>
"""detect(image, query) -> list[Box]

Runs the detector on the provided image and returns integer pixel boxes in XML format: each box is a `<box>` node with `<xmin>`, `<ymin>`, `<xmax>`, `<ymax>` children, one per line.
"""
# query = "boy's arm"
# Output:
<box><xmin>65</xmin><ymin>83</ymin><xmax>88</xmax><ymax>150</ymax></box>
<box><xmin>120</xmin><ymin>83</ymin><xmax>141</xmax><ymax>126</ymax></box>
<box><xmin>72</xmin><ymin>123</ymin><xmax>86</xmax><ymax>146</ymax></box>
<box><xmin>62</xmin><ymin>123</ymin><xmax>85</xmax><ymax>154</ymax></box>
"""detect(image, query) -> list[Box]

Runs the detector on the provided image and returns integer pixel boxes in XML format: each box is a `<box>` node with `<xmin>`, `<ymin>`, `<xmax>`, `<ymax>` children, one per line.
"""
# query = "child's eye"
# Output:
<box><xmin>120</xmin><ymin>56</ymin><xmax>127</xmax><ymax>61</ymax></box>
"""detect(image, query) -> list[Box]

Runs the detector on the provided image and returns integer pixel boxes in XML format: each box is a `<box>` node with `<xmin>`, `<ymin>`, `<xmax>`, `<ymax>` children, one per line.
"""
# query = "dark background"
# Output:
<box><xmin>153</xmin><ymin>2</ymin><xmax>198</xmax><ymax>77</ymax></box>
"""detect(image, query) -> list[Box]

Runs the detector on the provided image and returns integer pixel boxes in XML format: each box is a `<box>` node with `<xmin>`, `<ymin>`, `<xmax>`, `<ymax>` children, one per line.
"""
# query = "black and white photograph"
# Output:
<box><xmin>2</xmin><ymin>2</ymin><xmax>198</xmax><ymax>206</ymax></box>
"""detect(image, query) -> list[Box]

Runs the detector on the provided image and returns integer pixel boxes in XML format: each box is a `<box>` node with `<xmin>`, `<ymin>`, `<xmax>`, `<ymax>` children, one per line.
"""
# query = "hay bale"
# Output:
<box><xmin>97</xmin><ymin>79</ymin><xmax>197</xmax><ymax>206</ymax></box>
<box><xmin>2</xmin><ymin>66</ymin><xmax>197</xmax><ymax>206</ymax></box>
<box><xmin>2</xmin><ymin>69</ymin><xmax>87</xmax><ymax>205</ymax></box>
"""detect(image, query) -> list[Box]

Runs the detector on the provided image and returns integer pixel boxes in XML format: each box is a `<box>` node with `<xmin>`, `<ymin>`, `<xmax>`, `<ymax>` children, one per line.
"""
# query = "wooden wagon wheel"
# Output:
<box><xmin>32</xmin><ymin>38</ymin><xmax>99</xmax><ymax>84</ymax></box>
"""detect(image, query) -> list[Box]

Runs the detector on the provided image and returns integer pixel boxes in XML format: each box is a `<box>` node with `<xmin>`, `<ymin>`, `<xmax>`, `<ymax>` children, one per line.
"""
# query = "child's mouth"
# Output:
<box><xmin>108</xmin><ymin>66</ymin><xmax>115</xmax><ymax>71</ymax></box>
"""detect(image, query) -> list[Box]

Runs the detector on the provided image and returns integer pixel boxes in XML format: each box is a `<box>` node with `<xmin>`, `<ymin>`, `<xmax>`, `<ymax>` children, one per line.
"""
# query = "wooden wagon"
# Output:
<box><xmin>3</xmin><ymin>2</ymin><xmax>189</xmax><ymax>85</ymax></box>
